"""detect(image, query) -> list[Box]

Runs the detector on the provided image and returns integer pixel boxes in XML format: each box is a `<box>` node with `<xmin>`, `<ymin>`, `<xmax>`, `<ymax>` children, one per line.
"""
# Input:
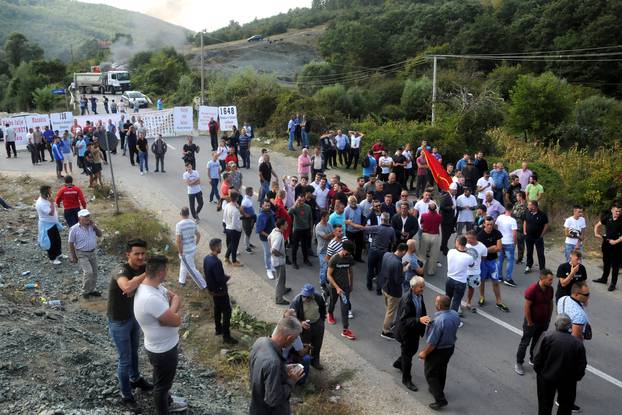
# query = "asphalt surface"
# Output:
<box><xmin>2</xmin><ymin>136</ymin><xmax>620</xmax><ymax>414</ymax></box>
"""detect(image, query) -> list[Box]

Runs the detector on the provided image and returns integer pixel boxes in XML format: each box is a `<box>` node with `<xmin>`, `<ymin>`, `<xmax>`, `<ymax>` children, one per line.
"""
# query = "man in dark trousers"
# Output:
<box><xmin>418</xmin><ymin>295</ymin><xmax>460</xmax><ymax>410</ymax></box>
<box><xmin>289</xmin><ymin>284</ymin><xmax>326</xmax><ymax>370</ymax></box>
<box><xmin>208</xmin><ymin>117</ymin><xmax>219</xmax><ymax>151</ymax></box>
<box><xmin>393</xmin><ymin>276</ymin><xmax>430</xmax><ymax>391</ymax></box>
<box><xmin>203</xmin><ymin>238</ymin><xmax>238</xmax><ymax>345</ymax></box>
<box><xmin>514</xmin><ymin>269</ymin><xmax>554</xmax><ymax>376</ymax></box>
<box><xmin>533</xmin><ymin>313</ymin><xmax>587</xmax><ymax>415</ymax></box>
<box><xmin>439</xmin><ymin>183</ymin><xmax>457</xmax><ymax>256</ymax></box>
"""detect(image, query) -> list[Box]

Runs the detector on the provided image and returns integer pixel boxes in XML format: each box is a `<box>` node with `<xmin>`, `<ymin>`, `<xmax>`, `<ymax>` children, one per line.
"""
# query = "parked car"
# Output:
<box><xmin>121</xmin><ymin>90</ymin><xmax>152</xmax><ymax>108</ymax></box>
<box><xmin>247</xmin><ymin>35</ymin><xmax>263</xmax><ymax>42</ymax></box>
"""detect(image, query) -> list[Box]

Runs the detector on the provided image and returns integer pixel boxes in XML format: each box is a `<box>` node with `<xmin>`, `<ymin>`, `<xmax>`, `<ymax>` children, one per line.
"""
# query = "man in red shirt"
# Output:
<box><xmin>420</xmin><ymin>202</ymin><xmax>442</xmax><ymax>277</ymax></box>
<box><xmin>514</xmin><ymin>269</ymin><xmax>554</xmax><ymax>375</ymax></box>
<box><xmin>371</xmin><ymin>140</ymin><xmax>385</xmax><ymax>175</ymax></box>
<box><xmin>55</xmin><ymin>175</ymin><xmax>87</xmax><ymax>227</ymax></box>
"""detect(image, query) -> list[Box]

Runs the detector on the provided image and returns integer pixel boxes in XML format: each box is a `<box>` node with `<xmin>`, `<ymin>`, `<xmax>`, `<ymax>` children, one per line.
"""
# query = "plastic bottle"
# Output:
<box><xmin>44</xmin><ymin>300</ymin><xmax>63</xmax><ymax>306</ymax></box>
<box><xmin>24</xmin><ymin>282</ymin><xmax>40</xmax><ymax>289</ymax></box>
<box><xmin>21</xmin><ymin>271</ymin><xmax>31</xmax><ymax>276</ymax></box>
<box><xmin>340</xmin><ymin>293</ymin><xmax>349</xmax><ymax>305</ymax></box>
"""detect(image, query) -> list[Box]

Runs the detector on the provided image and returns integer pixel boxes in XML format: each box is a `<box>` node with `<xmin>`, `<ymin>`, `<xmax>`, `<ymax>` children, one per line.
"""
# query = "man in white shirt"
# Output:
<box><xmin>175</xmin><ymin>207</ymin><xmax>207</xmax><ymax>289</ymax></box>
<box><xmin>413</xmin><ymin>191</ymin><xmax>433</xmax><ymax>227</ymax></box>
<box><xmin>456</xmin><ymin>188</ymin><xmax>478</xmax><ymax>235</ymax></box>
<box><xmin>269</xmin><ymin>218</ymin><xmax>290</xmax><ymax>305</ymax></box>
<box><xmin>182</xmin><ymin>162</ymin><xmax>203</xmax><ymax>222</ymax></box>
<box><xmin>465</xmin><ymin>230</ymin><xmax>488</xmax><ymax>311</ymax></box>
<box><xmin>510</xmin><ymin>162</ymin><xmax>533</xmax><ymax>191</ymax></box>
<box><xmin>378</xmin><ymin>151</ymin><xmax>393</xmax><ymax>182</ymax></box>
<box><xmin>223</xmin><ymin>190</ymin><xmax>243</xmax><ymax>266</ymax></box>
<box><xmin>347</xmin><ymin>130</ymin><xmax>363</xmax><ymax>169</ymax></box>
<box><xmin>133</xmin><ymin>255</ymin><xmax>187</xmax><ymax>413</ymax></box>
<box><xmin>446</xmin><ymin>235</ymin><xmax>475</xmax><ymax>322</ymax></box>
<box><xmin>563</xmin><ymin>205</ymin><xmax>586</xmax><ymax>261</ymax></box>
<box><xmin>313</xmin><ymin>177</ymin><xmax>330</xmax><ymax>210</ymax></box>
<box><xmin>476</xmin><ymin>170</ymin><xmax>494</xmax><ymax>203</ymax></box>
<box><xmin>496</xmin><ymin>204</ymin><xmax>518</xmax><ymax>287</ymax></box>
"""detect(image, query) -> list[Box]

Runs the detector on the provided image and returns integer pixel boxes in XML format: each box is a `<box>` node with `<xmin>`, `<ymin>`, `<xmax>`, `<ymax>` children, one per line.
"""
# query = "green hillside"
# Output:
<box><xmin>0</xmin><ymin>0</ymin><xmax>192</xmax><ymax>61</ymax></box>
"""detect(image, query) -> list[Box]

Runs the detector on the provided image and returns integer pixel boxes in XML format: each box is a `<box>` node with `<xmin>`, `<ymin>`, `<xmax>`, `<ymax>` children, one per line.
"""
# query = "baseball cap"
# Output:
<box><xmin>449</xmin><ymin>182</ymin><xmax>458</xmax><ymax>190</ymax></box>
<box><xmin>78</xmin><ymin>209</ymin><xmax>90</xmax><ymax>217</ymax></box>
<box><xmin>301</xmin><ymin>284</ymin><xmax>315</xmax><ymax>297</ymax></box>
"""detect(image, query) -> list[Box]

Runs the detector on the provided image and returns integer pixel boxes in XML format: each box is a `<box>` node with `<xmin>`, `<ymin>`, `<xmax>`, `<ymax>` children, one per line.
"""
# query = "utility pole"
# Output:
<box><xmin>431</xmin><ymin>55</ymin><xmax>438</xmax><ymax>126</ymax></box>
<box><xmin>200</xmin><ymin>30</ymin><xmax>204</xmax><ymax>105</ymax></box>
<box><xmin>105</xmin><ymin>145</ymin><xmax>120</xmax><ymax>214</ymax></box>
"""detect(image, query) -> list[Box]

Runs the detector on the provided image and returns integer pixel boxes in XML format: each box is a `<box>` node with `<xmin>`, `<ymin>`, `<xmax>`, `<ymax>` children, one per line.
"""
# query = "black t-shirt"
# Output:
<box><xmin>259</xmin><ymin>161</ymin><xmax>272</xmax><ymax>182</ymax></box>
<box><xmin>477</xmin><ymin>229</ymin><xmax>503</xmax><ymax>260</ymax></box>
<box><xmin>383</xmin><ymin>182</ymin><xmax>402</xmax><ymax>204</ymax></box>
<box><xmin>555</xmin><ymin>262</ymin><xmax>587</xmax><ymax>300</ymax></box>
<box><xmin>137</xmin><ymin>137</ymin><xmax>148</xmax><ymax>152</ymax></box>
<box><xmin>602</xmin><ymin>213</ymin><xmax>622</xmax><ymax>240</ymax></box>
<box><xmin>525</xmin><ymin>210</ymin><xmax>549</xmax><ymax>237</ymax></box>
<box><xmin>183</xmin><ymin>143</ymin><xmax>198</xmax><ymax>161</ymax></box>
<box><xmin>328</xmin><ymin>253</ymin><xmax>354</xmax><ymax>288</ymax></box>
<box><xmin>107</xmin><ymin>263</ymin><xmax>145</xmax><ymax>321</ymax></box>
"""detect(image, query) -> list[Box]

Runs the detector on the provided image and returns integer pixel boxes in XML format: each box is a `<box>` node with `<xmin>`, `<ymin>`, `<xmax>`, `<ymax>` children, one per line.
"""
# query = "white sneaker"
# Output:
<box><xmin>348</xmin><ymin>310</ymin><xmax>354</xmax><ymax>319</ymax></box>
<box><xmin>51</xmin><ymin>259</ymin><xmax>62</xmax><ymax>265</ymax></box>
<box><xmin>169</xmin><ymin>399</ymin><xmax>188</xmax><ymax>412</ymax></box>
<box><xmin>172</xmin><ymin>395</ymin><xmax>188</xmax><ymax>405</ymax></box>
<box><xmin>437</xmin><ymin>262</ymin><xmax>442</xmax><ymax>268</ymax></box>
<box><xmin>140</xmin><ymin>171</ymin><xmax>144</xmax><ymax>176</ymax></box>
<box><xmin>266</xmin><ymin>270</ymin><xmax>275</xmax><ymax>280</ymax></box>
<box><xmin>59</xmin><ymin>254</ymin><xmax>68</xmax><ymax>259</ymax></box>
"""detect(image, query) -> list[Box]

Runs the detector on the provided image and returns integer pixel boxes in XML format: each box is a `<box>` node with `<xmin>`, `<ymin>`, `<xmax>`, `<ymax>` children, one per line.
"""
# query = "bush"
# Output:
<box><xmin>400</xmin><ymin>77</ymin><xmax>432</xmax><ymax>121</ymax></box>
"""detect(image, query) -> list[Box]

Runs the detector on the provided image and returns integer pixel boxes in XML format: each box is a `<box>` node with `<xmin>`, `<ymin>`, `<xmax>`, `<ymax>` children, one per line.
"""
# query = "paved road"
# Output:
<box><xmin>2</xmin><ymin>137</ymin><xmax>620</xmax><ymax>414</ymax></box>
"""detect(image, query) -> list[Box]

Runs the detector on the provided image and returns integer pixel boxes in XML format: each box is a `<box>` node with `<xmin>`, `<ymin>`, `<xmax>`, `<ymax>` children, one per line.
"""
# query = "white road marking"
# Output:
<box><xmin>167</xmin><ymin>144</ymin><xmax>176</xmax><ymax>150</ymax></box>
<box><xmin>426</xmin><ymin>281</ymin><xmax>622</xmax><ymax>389</ymax></box>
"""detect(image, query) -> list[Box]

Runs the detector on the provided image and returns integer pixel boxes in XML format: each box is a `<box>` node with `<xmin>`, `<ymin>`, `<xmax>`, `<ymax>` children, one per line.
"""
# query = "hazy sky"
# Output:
<box><xmin>81</xmin><ymin>0</ymin><xmax>312</xmax><ymax>32</ymax></box>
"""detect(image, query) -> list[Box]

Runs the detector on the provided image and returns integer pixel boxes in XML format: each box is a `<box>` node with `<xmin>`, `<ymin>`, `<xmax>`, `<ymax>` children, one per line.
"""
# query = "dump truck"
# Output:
<box><xmin>72</xmin><ymin>71</ymin><xmax>131</xmax><ymax>94</ymax></box>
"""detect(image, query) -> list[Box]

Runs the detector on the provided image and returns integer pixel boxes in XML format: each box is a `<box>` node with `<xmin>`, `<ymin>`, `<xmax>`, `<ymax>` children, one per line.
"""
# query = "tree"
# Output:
<box><xmin>296</xmin><ymin>61</ymin><xmax>337</xmax><ymax>95</ymax></box>
<box><xmin>4</xmin><ymin>32</ymin><xmax>43</xmax><ymax>68</ymax></box>
<box><xmin>485</xmin><ymin>63</ymin><xmax>524</xmax><ymax>100</ymax></box>
<box><xmin>400</xmin><ymin>77</ymin><xmax>432</xmax><ymax>121</ymax></box>
<box><xmin>32</xmin><ymin>85</ymin><xmax>59</xmax><ymax>112</ymax></box>
<box><xmin>508</xmin><ymin>72</ymin><xmax>573</xmax><ymax>143</ymax></box>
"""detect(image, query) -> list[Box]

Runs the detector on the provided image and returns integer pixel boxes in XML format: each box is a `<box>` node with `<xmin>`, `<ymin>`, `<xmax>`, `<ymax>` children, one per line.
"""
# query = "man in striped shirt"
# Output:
<box><xmin>69</xmin><ymin>209</ymin><xmax>102</xmax><ymax>299</ymax></box>
<box><xmin>175</xmin><ymin>207</ymin><xmax>207</xmax><ymax>289</ymax></box>
<box><xmin>325</xmin><ymin>224</ymin><xmax>347</xmax><ymax>261</ymax></box>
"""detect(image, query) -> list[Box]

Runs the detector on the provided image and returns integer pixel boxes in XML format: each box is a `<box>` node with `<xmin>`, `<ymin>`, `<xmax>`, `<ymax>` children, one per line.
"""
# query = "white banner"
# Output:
<box><xmin>74</xmin><ymin>113</ymin><xmax>121</xmax><ymax>132</ymax></box>
<box><xmin>198</xmin><ymin>106</ymin><xmax>219</xmax><ymax>131</ymax></box>
<box><xmin>140</xmin><ymin>109</ymin><xmax>175</xmax><ymax>138</ymax></box>
<box><xmin>218</xmin><ymin>105</ymin><xmax>238</xmax><ymax>131</ymax></box>
<box><xmin>24</xmin><ymin>113</ymin><xmax>51</xmax><ymax>131</ymax></box>
<box><xmin>50</xmin><ymin>112</ymin><xmax>73</xmax><ymax>133</ymax></box>
<box><xmin>173</xmin><ymin>106</ymin><xmax>193</xmax><ymax>132</ymax></box>
<box><xmin>1</xmin><ymin>116</ymin><xmax>28</xmax><ymax>149</ymax></box>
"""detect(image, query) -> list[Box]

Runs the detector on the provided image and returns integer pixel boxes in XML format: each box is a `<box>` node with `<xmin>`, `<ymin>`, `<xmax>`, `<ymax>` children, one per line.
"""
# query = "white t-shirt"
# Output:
<box><xmin>217</xmin><ymin>145</ymin><xmax>228</xmax><ymax>161</ymax></box>
<box><xmin>175</xmin><ymin>218</ymin><xmax>197</xmax><ymax>254</ymax></box>
<box><xmin>314</xmin><ymin>187</ymin><xmax>330</xmax><ymax>210</ymax></box>
<box><xmin>414</xmin><ymin>199</ymin><xmax>431</xmax><ymax>225</ymax></box>
<box><xmin>466</xmin><ymin>242</ymin><xmax>487</xmax><ymax>275</ymax></box>
<box><xmin>495</xmin><ymin>214</ymin><xmax>518</xmax><ymax>244</ymax></box>
<box><xmin>269</xmin><ymin>229</ymin><xmax>286</xmax><ymax>267</ymax></box>
<box><xmin>182</xmin><ymin>170</ymin><xmax>201</xmax><ymax>194</ymax></box>
<box><xmin>224</xmin><ymin>203</ymin><xmax>242</xmax><ymax>231</ymax></box>
<box><xmin>133</xmin><ymin>284</ymin><xmax>179</xmax><ymax>353</ymax></box>
<box><xmin>456</xmin><ymin>194</ymin><xmax>477</xmax><ymax>223</ymax></box>
<box><xmin>350</xmin><ymin>135</ymin><xmax>361</xmax><ymax>149</ymax></box>
<box><xmin>476</xmin><ymin>177</ymin><xmax>494</xmax><ymax>200</ymax></box>
<box><xmin>36</xmin><ymin>197</ymin><xmax>57</xmax><ymax>222</ymax></box>
<box><xmin>447</xmin><ymin>249</ymin><xmax>475</xmax><ymax>283</ymax></box>
<box><xmin>379</xmin><ymin>156</ymin><xmax>393</xmax><ymax>174</ymax></box>
<box><xmin>403</xmin><ymin>150</ymin><xmax>413</xmax><ymax>169</ymax></box>
<box><xmin>564</xmin><ymin>216</ymin><xmax>586</xmax><ymax>245</ymax></box>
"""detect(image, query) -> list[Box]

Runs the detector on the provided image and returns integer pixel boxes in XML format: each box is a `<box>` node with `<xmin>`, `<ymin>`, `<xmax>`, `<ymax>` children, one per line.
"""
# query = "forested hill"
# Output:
<box><xmin>201</xmin><ymin>0</ymin><xmax>622</xmax><ymax>96</ymax></box>
<box><xmin>0</xmin><ymin>0</ymin><xmax>191</xmax><ymax>61</ymax></box>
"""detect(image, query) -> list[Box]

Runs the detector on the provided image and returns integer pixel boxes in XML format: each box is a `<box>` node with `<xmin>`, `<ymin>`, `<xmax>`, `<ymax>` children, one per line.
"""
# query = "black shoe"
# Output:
<box><xmin>131</xmin><ymin>377</ymin><xmax>154</xmax><ymax>391</ymax></box>
<box><xmin>223</xmin><ymin>336</ymin><xmax>239</xmax><ymax>345</ymax></box>
<box><xmin>154</xmin><ymin>169</ymin><xmax>159</xmax><ymax>172</ymax></box>
<box><xmin>593</xmin><ymin>278</ymin><xmax>608</xmax><ymax>284</ymax></box>
<box><xmin>286</xmin><ymin>257</ymin><xmax>292</xmax><ymax>265</ymax></box>
<box><xmin>276</xmin><ymin>299</ymin><xmax>290</xmax><ymax>305</ymax></box>
<box><xmin>304</xmin><ymin>260</ymin><xmax>312</xmax><ymax>266</ymax></box>
<box><xmin>121</xmin><ymin>396</ymin><xmax>142</xmax><ymax>413</ymax></box>
<box><xmin>366</xmin><ymin>283</ymin><xmax>373</xmax><ymax>291</ymax></box>
<box><xmin>285</xmin><ymin>287</ymin><xmax>292</xmax><ymax>294</ymax></box>
<box><xmin>89</xmin><ymin>291</ymin><xmax>102</xmax><ymax>297</ymax></box>
<box><xmin>393</xmin><ymin>360</ymin><xmax>402</xmax><ymax>370</ymax></box>
<box><xmin>503</xmin><ymin>279</ymin><xmax>517</xmax><ymax>288</ymax></box>
<box><xmin>376</xmin><ymin>290</ymin><xmax>382</xmax><ymax>296</ymax></box>
<box><xmin>293</xmin><ymin>263</ymin><xmax>299</xmax><ymax>269</ymax></box>
<box><xmin>402</xmin><ymin>380</ymin><xmax>418</xmax><ymax>391</ymax></box>
<box><xmin>429</xmin><ymin>401</ymin><xmax>448</xmax><ymax>410</ymax></box>
<box><xmin>608</xmin><ymin>285</ymin><xmax>616</xmax><ymax>292</ymax></box>
<box><xmin>161</xmin><ymin>170</ymin><xmax>166</xmax><ymax>173</ymax></box>
<box><xmin>380</xmin><ymin>331</ymin><xmax>395</xmax><ymax>340</ymax></box>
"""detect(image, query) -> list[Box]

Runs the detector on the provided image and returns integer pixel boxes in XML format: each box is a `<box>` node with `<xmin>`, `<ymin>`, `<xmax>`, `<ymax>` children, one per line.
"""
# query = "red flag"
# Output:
<box><xmin>422</xmin><ymin>149</ymin><xmax>452</xmax><ymax>191</ymax></box>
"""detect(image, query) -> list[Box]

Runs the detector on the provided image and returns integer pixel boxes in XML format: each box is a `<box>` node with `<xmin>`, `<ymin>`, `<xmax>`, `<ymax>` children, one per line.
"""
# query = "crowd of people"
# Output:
<box><xmin>12</xmin><ymin>114</ymin><xmax>619</xmax><ymax>415</ymax></box>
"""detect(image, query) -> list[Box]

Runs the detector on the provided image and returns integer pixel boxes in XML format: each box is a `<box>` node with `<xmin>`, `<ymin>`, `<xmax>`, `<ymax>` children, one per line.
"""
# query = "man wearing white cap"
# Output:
<box><xmin>69</xmin><ymin>209</ymin><xmax>103</xmax><ymax>299</ymax></box>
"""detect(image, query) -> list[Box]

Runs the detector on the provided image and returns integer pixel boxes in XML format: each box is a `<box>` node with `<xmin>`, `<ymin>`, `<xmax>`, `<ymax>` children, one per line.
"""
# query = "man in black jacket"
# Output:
<box><xmin>533</xmin><ymin>313</ymin><xmax>587</xmax><ymax>415</ymax></box>
<box><xmin>393</xmin><ymin>276</ymin><xmax>430</xmax><ymax>391</ymax></box>
<box><xmin>290</xmin><ymin>284</ymin><xmax>326</xmax><ymax>370</ymax></box>
<box><xmin>391</xmin><ymin>204</ymin><xmax>419</xmax><ymax>246</ymax></box>
<box><xmin>439</xmin><ymin>183</ymin><xmax>457</xmax><ymax>256</ymax></box>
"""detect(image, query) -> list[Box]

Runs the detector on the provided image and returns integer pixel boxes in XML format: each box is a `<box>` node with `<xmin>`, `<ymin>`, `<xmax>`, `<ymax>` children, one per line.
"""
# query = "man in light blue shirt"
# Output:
<box><xmin>490</xmin><ymin>162</ymin><xmax>510</xmax><ymax>204</ymax></box>
<box><xmin>419</xmin><ymin>295</ymin><xmax>460</xmax><ymax>410</ymax></box>
<box><xmin>334</xmin><ymin>129</ymin><xmax>349</xmax><ymax>167</ymax></box>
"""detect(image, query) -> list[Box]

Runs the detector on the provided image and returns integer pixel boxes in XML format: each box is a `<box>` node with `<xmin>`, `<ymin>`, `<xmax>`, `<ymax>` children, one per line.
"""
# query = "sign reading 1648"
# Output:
<box><xmin>219</xmin><ymin>106</ymin><xmax>236</xmax><ymax>116</ymax></box>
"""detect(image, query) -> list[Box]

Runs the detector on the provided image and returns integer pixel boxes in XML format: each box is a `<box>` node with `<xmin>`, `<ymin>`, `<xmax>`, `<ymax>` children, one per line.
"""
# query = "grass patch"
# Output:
<box><xmin>294</xmin><ymin>391</ymin><xmax>351</xmax><ymax>415</ymax></box>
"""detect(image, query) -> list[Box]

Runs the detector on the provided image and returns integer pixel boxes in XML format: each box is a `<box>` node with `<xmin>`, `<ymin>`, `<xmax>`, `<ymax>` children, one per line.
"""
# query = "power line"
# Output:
<box><xmin>450</xmin><ymin>44</ymin><xmax>622</xmax><ymax>57</ymax></box>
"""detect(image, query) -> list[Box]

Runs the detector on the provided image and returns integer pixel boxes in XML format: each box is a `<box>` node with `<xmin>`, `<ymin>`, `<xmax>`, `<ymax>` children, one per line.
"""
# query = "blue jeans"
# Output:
<box><xmin>261</xmin><ymin>239</ymin><xmax>272</xmax><ymax>270</ymax></box>
<box><xmin>319</xmin><ymin>253</ymin><xmax>328</xmax><ymax>285</ymax></box>
<box><xmin>288</xmin><ymin>130</ymin><xmax>295</xmax><ymax>150</ymax></box>
<box><xmin>564</xmin><ymin>243</ymin><xmax>582</xmax><ymax>262</ymax></box>
<box><xmin>301</xmin><ymin>130</ymin><xmax>309</xmax><ymax>148</ymax></box>
<box><xmin>109</xmin><ymin>318</ymin><xmax>142</xmax><ymax>398</ymax></box>
<box><xmin>445</xmin><ymin>278</ymin><xmax>466</xmax><ymax>313</ymax></box>
<box><xmin>497</xmin><ymin>243</ymin><xmax>515</xmax><ymax>280</ymax></box>
<box><xmin>209</xmin><ymin>178</ymin><xmax>220</xmax><ymax>202</ymax></box>
<box><xmin>259</xmin><ymin>180</ymin><xmax>270</xmax><ymax>203</ymax></box>
<box><xmin>138</xmin><ymin>151</ymin><xmax>148</xmax><ymax>172</ymax></box>
<box><xmin>239</xmin><ymin>148</ymin><xmax>250</xmax><ymax>168</ymax></box>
